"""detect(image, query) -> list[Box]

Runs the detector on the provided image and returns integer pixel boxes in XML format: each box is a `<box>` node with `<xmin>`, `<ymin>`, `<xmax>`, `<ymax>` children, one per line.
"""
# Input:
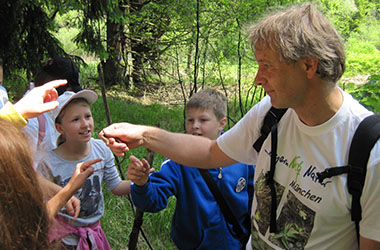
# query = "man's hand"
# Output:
<box><xmin>13</xmin><ymin>79</ymin><xmax>67</xmax><ymax>119</ymax></box>
<box><xmin>127</xmin><ymin>155</ymin><xmax>154</xmax><ymax>186</ymax></box>
<box><xmin>100</xmin><ymin>123</ymin><xmax>148</xmax><ymax>156</ymax></box>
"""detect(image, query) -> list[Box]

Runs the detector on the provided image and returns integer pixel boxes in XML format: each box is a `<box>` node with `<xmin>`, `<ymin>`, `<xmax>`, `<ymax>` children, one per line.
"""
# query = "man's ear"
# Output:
<box><xmin>303</xmin><ymin>57</ymin><xmax>319</xmax><ymax>79</ymax></box>
<box><xmin>55</xmin><ymin>123</ymin><xmax>64</xmax><ymax>134</ymax></box>
<box><xmin>219</xmin><ymin>117</ymin><xmax>227</xmax><ymax>132</ymax></box>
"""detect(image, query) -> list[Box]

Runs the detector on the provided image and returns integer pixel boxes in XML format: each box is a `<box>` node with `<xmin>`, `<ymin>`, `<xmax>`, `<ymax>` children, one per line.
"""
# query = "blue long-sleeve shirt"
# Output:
<box><xmin>132</xmin><ymin>159</ymin><xmax>254</xmax><ymax>250</ymax></box>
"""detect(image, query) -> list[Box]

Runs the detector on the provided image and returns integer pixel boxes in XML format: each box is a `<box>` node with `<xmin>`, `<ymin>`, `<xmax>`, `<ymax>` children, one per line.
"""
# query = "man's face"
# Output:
<box><xmin>254</xmin><ymin>43</ymin><xmax>309</xmax><ymax>109</ymax></box>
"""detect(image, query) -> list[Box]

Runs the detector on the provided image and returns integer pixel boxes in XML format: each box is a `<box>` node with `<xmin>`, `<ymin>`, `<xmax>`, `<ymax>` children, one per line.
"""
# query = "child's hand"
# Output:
<box><xmin>13</xmin><ymin>79</ymin><xmax>67</xmax><ymax>119</ymax></box>
<box><xmin>64</xmin><ymin>196</ymin><xmax>81</xmax><ymax>220</ymax></box>
<box><xmin>67</xmin><ymin>158</ymin><xmax>102</xmax><ymax>191</ymax></box>
<box><xmin>127</xmin><ymin>155</ymin><xmax>153</xmax><ymax>186</ymax></box>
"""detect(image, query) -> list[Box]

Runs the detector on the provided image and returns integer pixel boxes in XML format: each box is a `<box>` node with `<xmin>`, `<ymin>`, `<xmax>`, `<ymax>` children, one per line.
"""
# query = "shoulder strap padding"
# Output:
<box><xmin>348</xmin><ymin>114</ymin><xmax>380</xmax><ymax>222</ymax></box>
<box><xmin>253</xmin><ymin>107</ymin><xmax>287</xmax><ymax>152</ymax></box>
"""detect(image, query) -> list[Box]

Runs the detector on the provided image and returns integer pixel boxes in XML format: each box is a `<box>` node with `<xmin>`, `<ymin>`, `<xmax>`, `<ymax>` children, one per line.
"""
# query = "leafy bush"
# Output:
<box><xmin>344</xmin><ymin>74</ymin><xmax>380</xmax><ymax>113</ymax></box>
<box><xmin>344</xmin><ymin>18</ymin><xmax>380</xmax><ymax>77</ymax></box>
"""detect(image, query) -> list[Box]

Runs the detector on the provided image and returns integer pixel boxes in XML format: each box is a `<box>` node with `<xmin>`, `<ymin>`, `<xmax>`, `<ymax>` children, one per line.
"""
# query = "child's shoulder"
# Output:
<box><xmin>90</xmin><ymin>138</ymin><xmax>113</xmax><ymax>154</ymax></box>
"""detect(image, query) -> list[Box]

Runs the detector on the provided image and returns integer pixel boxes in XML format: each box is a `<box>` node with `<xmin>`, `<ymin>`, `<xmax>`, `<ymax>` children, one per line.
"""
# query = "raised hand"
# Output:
<box><xmin>13</xmin><ymin>79</ymin><xmax>67</xmax><ymax>119</ymax></box>
<box><xmin>127</xmin><ymin>155</ymin><xmax>153</xmax><ymax>186</ymax></box>
<box><xmin>67</xmin><ymin>158</ymin><xmax>102</xmax><ymax>191</ymax></box>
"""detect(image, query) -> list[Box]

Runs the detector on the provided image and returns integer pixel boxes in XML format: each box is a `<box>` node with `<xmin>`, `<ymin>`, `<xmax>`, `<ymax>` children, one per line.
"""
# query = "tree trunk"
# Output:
<box><xmin>103</xmin><ymin>13</ymin><xmax>125</xmax><ymax>87</ymax></box>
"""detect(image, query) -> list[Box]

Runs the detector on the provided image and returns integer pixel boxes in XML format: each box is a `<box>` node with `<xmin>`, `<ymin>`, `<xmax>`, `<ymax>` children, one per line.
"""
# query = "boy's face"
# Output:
<box><xmin>55</xmin><ymin>101</ymin><xmax>94</xmax><ymax>144</ymax></box>
<box><xmin>186</xmin><ymin>107</ymin><xmax>226</xmax><ymax>140</ymax></box>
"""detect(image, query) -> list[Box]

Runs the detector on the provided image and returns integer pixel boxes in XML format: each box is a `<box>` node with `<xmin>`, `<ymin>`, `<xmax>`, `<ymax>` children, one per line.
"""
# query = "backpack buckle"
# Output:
<box><xmin>316</xmin><ymin>169</ymin><xmax>330</xmax><ymax>183</ymax></box>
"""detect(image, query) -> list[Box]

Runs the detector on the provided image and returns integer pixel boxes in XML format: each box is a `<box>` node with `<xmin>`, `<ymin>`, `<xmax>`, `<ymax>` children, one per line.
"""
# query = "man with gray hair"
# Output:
<box><xmin>101</xmin><ymin>3</ymin><xmax>380</xmax><ymax>249</ymax></box>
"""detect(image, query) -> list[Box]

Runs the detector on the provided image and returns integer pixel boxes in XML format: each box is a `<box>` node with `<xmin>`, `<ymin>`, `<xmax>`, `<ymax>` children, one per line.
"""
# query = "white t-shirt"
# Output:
<box><xmin>0</xmin><ymin>85</ymin><xmax>8</xmax><ymax>109</ymax></box>
<box><xmin>217</xmin><ymin>91</ymin><xmax>380</xmax><ymax>249</ymax></box>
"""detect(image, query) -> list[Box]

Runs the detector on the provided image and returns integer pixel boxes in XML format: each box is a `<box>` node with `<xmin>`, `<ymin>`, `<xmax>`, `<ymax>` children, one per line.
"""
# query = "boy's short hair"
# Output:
<box><xmin>186</xmin><ymin>89</ymin><xmax>227</xmax><ymax>120</ymax></box>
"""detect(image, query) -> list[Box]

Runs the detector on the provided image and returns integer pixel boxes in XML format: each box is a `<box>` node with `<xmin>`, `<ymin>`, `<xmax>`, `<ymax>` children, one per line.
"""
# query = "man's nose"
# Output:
<box><xmin>254</xmin><ymin>68</ymin><xmax>266</xmax><ymax>86</ymax></box>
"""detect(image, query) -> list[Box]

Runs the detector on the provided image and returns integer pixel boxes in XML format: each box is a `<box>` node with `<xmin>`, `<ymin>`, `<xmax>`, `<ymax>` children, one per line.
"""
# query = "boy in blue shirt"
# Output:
<box><xmin>127</xmin><ymin>89</ymin><xmax>255</xmax><ymax>249</ymax></box>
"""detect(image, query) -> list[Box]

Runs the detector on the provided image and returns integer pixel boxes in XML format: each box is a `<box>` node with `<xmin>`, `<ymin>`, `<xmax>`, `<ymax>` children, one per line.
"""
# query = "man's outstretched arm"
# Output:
<box><xmin>101</xmin><ymin>123</ymin><xmax>236</xmax><ymax>169</ymax></box>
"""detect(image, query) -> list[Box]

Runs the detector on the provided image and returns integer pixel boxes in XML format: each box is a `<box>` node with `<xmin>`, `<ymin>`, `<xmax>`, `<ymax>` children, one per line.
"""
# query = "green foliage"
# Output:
<box><xmin>2</xmin><ymin>71</ymin><xmax>29</xmax><ymax>102</ymax></box>
<box><xmin>55</xmin><ymin>11</ymin><xmax>82</xmax><ymax>55</ymax></box>
<box><xmin>321</xmin><ymin>0</ymin><xmax>360</xmax><ymax>38</ymax></box>
<box><xmin>343</xmin><ymin>16</ymin><xmax>380</xmax><ymax>77</ymax></box>
<box><xmin>343</xmin><ymin>75</ymin><xmax>380</xmax><ymax>113</ymax></box>
<box><xmin>0</xmin><ymin>1</ymin><xmax>65</xmax><ymax>76</ymax></box>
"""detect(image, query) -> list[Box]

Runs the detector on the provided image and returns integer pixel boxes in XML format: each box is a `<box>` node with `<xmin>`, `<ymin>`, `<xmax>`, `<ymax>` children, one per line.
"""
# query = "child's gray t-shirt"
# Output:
<box><xmin>45</xmin><ymin>138</ymin><xmax>121</xmax><ymax>226</ymax></box>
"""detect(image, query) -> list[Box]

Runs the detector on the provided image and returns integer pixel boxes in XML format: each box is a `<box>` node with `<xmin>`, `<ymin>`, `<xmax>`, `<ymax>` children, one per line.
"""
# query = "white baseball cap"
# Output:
<box><xmin>50</xmin><ymin>90</ymin><xmax>98</xmax><ymax>122</ymax></box>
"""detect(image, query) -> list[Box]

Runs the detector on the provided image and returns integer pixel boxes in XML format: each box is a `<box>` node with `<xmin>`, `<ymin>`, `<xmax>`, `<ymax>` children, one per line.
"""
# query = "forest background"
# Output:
<box><xmin>1</xmin><ymin>0</ymin><xmax>379</xmax><ymax>249</ymax></box>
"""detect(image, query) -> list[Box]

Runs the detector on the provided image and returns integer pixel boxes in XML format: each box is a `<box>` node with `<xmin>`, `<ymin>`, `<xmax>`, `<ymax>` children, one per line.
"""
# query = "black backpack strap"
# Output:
<box><xmin>266</xmin><ymin>123</ymin><xmax>279</xmax><ymax>233</ymax></box>
<box><xmin>317</xmin><ymin>114</ymin><xmax>380</xmax><ymax>243</ymax></box>
<box><xmin>197</xmin><ymin>168</ymin><xmax>249</xmax><ymax>247</ymax></box>
<box><xmin>251</xmin><ymin>107</ymin><xmax>286</xmax><ymax>233</ymax></box>
<box><xmin>348</xmin><ymin>114</ymin><xmax>380</xmax><ymax>240</ymax></box>
<box><xmin>253</xmin><ymin>107</ymin><xmax>287</xmax><ymax>153</ymax></box>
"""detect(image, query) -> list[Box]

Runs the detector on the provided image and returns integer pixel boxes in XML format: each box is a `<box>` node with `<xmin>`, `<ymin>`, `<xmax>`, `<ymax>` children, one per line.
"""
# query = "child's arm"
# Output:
<box><xmin>127</xmin><ymin>155</ymin><xmax>152</xmax><ymax>186</ymax></box>
<box><xmin>37</xmin><ymin>174</ymin><xmax>81</xmax><ymax>219</ymax></box>
<box><xmin>46</xmin><ymin>159</ymin><xmax>101</xmax><ymax>221</ymax></box>
<box><xmin>110</xmin><ymin>180</ymin><xmax>131</xmax><ymax>196</ymax></box>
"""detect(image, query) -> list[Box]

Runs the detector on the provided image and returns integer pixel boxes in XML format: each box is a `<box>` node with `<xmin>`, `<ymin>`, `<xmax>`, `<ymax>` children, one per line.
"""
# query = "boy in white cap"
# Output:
<box><xmin>43</xmin><ymin>90</ymin><xmax>131</xmax><ymax>250</ymax></box>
